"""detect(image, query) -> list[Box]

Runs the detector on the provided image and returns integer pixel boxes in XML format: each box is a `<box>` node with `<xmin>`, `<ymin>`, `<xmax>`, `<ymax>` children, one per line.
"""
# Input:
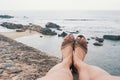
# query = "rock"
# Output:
<box><xmin>0</xmin><ymin>69</ymin><xmax>4</xmax><ymax>74</ymax></box>
<box><xmin>87</xmin><ymin>38</ymin><xmax>90</xmax><ymax>40</ymax></box>
<box><xmin>0</xmin><ymin>64</ymin><xmax>5</xmax><ymax>69</ymax></box>
<box><xmin>29</xmin><ymin>25</ymin><xmax>42</xmax><ymax>32</ymax></box>
<box><xmin>0</xmin><ymin>34</ymin><xmax>60</xmax><ymax>79</ymax></box>
<box><xmin>0</xmin><ymin>15</ymin><xmax>14</xmax><ymax>19</ymax></box>
<box><xmin>58</xmin><ymin>32</ymin><xmax>67</xmax><ymax>37</ymax></box>
<box><xmin>93</xmin><ymin>42</ymin><xmax>103</xmax><ymax>46</ymax></box>
<box><xmin>4</xmin><ymin>63</ymin><xmax>14</xmax><ymax>67</ymax></box>
<box><xmin>96</xmin><ymin>37</ymin><xmax>104</xmax><ymax>42</ymax></box>
<box><xmin>45</xmin><ymin>22</ymin><xmax>60</xmax><ymax>29</ymax></box>
<box><xmin>1</xmin><ymin>22</ymin><xmax>42</xmax><ymax>33</ymax></box>
<box><xmin>7</xmin><ymin>67</ymin><xmax>22</xmax><ymax>74</ymax></box>
<box><xmin>103</xmin><ymin>35</ymin><xmax>120</xmax><ymax>40</ymax></box>
<box><xmin>40</xmin><ymin>36</ymin><xmax>43</xmax><ymax>38</ymax></box>
<box><xmin>91</xmin><ymin>37</ymin><xmax>96</xmax><ymax>39</ymax></box>
<box><xmin>69</xmin><ymin>30</ymin><xmax>79</xmax><ymax>34</ymax></box>
<box><xmin>16</xmin><ymin>29</ymin><xmax>25</xmax><ymax>32</ymax></box>
<box><xmin>40</xmin><ymin>28</ymin><xmax>57</xmax><ymax>35</ymax></box>
<box><xmin>23</xmin><ymin>16</ymin><xmax>28</xmax><ymax>18</ymax></box>
<box><xmin>57</xmin><ymin>28</ymin><xmax>62</xmax><ymax>31</ymax></box>
<box><xmin>1</xmin><ymin>22</ymin><xmax>23</xmax><ymax>29</ymax></box>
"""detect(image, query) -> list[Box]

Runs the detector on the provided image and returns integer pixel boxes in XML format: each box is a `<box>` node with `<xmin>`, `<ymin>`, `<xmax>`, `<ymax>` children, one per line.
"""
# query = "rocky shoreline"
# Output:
<box><xmin>0</xmin><ymin>34</ymin><xmax>60</xmax><ymax>80</ymax></box>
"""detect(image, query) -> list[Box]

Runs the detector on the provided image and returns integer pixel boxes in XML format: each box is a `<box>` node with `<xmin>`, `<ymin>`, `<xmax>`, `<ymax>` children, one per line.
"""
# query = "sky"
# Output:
<box><xmin>0</xmin><ymin>0</ymin><xmax>120</xmax><ymax>10</ymax></box>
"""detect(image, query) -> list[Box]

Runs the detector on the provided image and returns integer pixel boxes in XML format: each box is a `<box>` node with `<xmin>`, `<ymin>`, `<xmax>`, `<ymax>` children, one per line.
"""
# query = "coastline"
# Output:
<box><xmin>0</xmin><ymin>30</ymin><xmax>39</xmax><ymax>39</ymax></box>
<box><xmin>0</xmin><ymin>34</ymin><xmax>60</xmax><ymax>80</ymax></box>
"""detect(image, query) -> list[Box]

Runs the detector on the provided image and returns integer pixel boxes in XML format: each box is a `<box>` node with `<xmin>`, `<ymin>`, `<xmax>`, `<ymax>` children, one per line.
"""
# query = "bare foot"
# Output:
<box><xmin>61</xmin><ymin>34</ymin><xmax>74</xmax><ymax>66</ymax></box>
<box><xmin>73</xmin><ymin>35</ymin><xmax>87</xmax><ymax>69</ymax></box>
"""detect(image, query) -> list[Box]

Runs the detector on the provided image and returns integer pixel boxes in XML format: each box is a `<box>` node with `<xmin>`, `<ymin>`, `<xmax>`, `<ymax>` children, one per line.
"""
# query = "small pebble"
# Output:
<box><xmin>0</xmin><ymin>69</ymin><xmax>4</xmax><ymax>74</ymax></box>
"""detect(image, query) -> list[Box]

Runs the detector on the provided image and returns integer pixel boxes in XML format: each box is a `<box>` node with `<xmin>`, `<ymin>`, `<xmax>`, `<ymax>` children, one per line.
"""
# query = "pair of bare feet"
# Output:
<box><xmin>61</xmin><ymin>34</ymin><xmax>87</xmax><ymax>73</ymax></box>
<box><xmin>38</xmin><ymin>34</ymin><xmax>120</xmax><ymax>80</ymax></box>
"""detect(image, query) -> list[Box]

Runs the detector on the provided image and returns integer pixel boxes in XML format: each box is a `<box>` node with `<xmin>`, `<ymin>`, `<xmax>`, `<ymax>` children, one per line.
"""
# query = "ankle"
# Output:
<box><xmin>62</xmin><ymin>58</ymin><xmax>72</xmax><ymax>67</ymax></box>
<box><xmin>73</xmin><ymin>61</ymin><xmax>80</xmax><ymax>72</ymax></box>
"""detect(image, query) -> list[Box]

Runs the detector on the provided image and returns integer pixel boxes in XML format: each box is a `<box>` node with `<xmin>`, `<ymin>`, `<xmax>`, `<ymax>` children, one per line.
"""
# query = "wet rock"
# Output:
<box><xmin>1</xmin><ymin>22</ymin><xmax>23</xmax><ymax>29</ymax></box>
<box><xmin>93</xmin><ymin>42</ymin><xmax>103</xmax><ymax>46</ymax></box>
<box><xmin>103</xmin><ymin>35</ymin><xmax>120</xmax><ymax>40</ymax></box>
<box><xmin>1</xmin><ymin>22</ymin><xmax>42</xmax><ymax>33</ymax></box>
<box><xmin>87</xmin><ymin>38</ymin><xmax>90</xmax><ymax>40</ymax></box>
<box><xmin>69</xmin><ymin>30</ymin><xmax>79</xmax><ymax>34</ymax></box>
<box><xmin>57</xmin><ymin>28</ymin><xmax>62</xmax><ymax>31</ymax></box>
<box><xmin>40</xmin><ymin>28</ymin><xmax>57</xmax><ymax>35</ymax></box>
<box><xmin>91</xmin><ymin>37</ymin><xmax>96</xmax><ymax>39</ymax></box>
<box><xmin>58</xmin><ymin>32</ymin><xmax>67</xmax><ymax>37</ymax></box>
<box><xmin>96</xmin><ymin>37</ymin><xmax>104</xmax><ymax>42</ymax></box>
<box><xmin>45</xmin><ymin>22</ymin><xmax>60</xmax><ymax>29</ymax></box>
<box><xmin>0</xmin><ymin>15</ymin><xmax>14</xmax><ymax>19</ymax></box>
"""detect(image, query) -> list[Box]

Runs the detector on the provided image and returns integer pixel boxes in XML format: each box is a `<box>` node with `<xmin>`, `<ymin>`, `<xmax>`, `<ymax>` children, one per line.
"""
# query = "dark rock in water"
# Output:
<box><xmin>40</xmin><ymin>28</ymin><xmax>57</xmax><ymax>35</ymax></box>
<box><xmin>91</xmin><ymin>37</ymin><xmax>96</xmax><ymax>39</ymax></box>
<box><xmin>87</xmin><ymin>38</ymin><xmax>90</xmax><ymax>40</ymax></box>
<box><xmin>1</xmin><ymin>22</ymin><xmax>42</xmax><ymax>33</ymax></box>
<box><xmin>69</xmin><ymin>30</ymin><xmax>79</xmax><ymax>34</ymax></box>
<box><xmin>96</xmin><ymin>37</ymin><xmax>104</xmax><ymax>42</ymax></box>
<box><xmin>76</xmin><ymin>30</ymin><xmax>79</xmax><ymax>33</ymax></box>
<box><xmin>93</xmin><ymin>42</ymin><xmax>103</xmax><ymax>46</ymax></box>
<box><xmin>57</xmin><ymin>28</ymin><xmax>62</xmax><ymax>31</ymax></box>
<box><xmin>45</xmin><ymin>22</ymin><xmax>60</xmax><ymax>29</ymax></box>
<box><xmin>103</xmin><ymin>35</ymin><xmax>120</xmax><ymax>40</ymax></box>
<box><xmin>40</xmin><ymin>36</ymin><xmax>43</xmax><ymax>38</ymax></box>
<box><xmin>58</xmin><ymin>32</ymin><xmax>67</xmax><ymax>37</ymax></box>
<box><xmin>1</xmin><ymin>22</ymin><xmax>23</xmax><ymax>29</ymax></box>
<box><xmin>0</xmin><ymin>15</ymin><xmax>14</xmax><ymax>19</ymax></box>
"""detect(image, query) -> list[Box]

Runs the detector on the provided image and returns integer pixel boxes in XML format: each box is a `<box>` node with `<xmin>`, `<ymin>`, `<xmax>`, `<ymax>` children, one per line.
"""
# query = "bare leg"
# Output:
<box><xmin>73</xmin><ymin>36</ymin><xmax>120</xmax><ymax>80</ymax></box>
<box><xmin>37</xmin><ymin>34</ymin><xmax>74</xmax><ymax>80</ymax></box>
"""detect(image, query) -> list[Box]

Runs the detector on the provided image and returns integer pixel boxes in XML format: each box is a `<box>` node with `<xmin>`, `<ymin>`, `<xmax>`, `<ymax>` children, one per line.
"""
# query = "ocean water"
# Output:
<box><xmin>0</xmin><ymin>10</ymin><xmax>120</xmax><ymax>75</ymax></box>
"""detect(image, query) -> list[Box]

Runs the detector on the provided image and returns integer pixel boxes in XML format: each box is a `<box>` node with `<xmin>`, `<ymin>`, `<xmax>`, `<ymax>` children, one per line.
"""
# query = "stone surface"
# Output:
<box><xmin>96</xmin><ymin>37</ymin><xmax>104</xmax><ymax>42</ymax></box>
<box><xmin>4</xmin><ymin>63</ymin><xmax>14</xmax><ymax>68</ymax></box>
<box><xmin>1</xmin><ymin>22</ymin><xmax>24</xmax><ymax>29</ymax></box>
<box><xmin>0</xmin><ymin>69</ymin><xmax>4</xmax><ymax>74</ymax></box>
<box><xmin>93</xmin><ymin>42</ymin><xmax>103</xmax><ymax>46</ymax></box>
<box><xmin>1</xmin><ymin>22</ymin><xmax>59</xmax><ymax>36</ymax></box>
<box><xmin>69</xmin><ymin>30</ymin><xmax>79</xmax><ymax>34</ymax></box>
<box><xmin>40</xmin><ymin>28</ymin><xmax>57</xmax><ymax>35</ymax></box>
<box><xmin>0</xmin><ymin>34</ymin><xmax>60</xmax><ymax>80</ymax></box>
<box><xmin>45</xmin><ymin>22</ymin><xmax>60</xmax><ymax>29</ymax></box>
<box><xmin>7</xmin><ymin>67</ymin><xmax>22</xmax><ymax>74</ymax></box>
<box><xmin>0</xmin><ymin>15</ymin><xmax>14</xmax><ymax>19</ymax></box>
<box><xmin>58</xmin><ymin>32</ymin><xmax>67</xmax><ymax>37</ymax></box>
<box><xmin>103</xmin><ymin>35</ymin><xmax>120</xmax><ymax>40</ymax></box>
<box><xmin>16</xmin><ymin>29</ymin><xmax>25</xmax><ymax>32</ymax></box>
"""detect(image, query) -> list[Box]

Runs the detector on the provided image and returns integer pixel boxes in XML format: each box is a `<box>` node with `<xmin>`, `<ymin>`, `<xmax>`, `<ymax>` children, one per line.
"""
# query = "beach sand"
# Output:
<box><xmin>0</xmin><ymin>30</ymin><xmax>39</xmax><ymax>39</ymax></box>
